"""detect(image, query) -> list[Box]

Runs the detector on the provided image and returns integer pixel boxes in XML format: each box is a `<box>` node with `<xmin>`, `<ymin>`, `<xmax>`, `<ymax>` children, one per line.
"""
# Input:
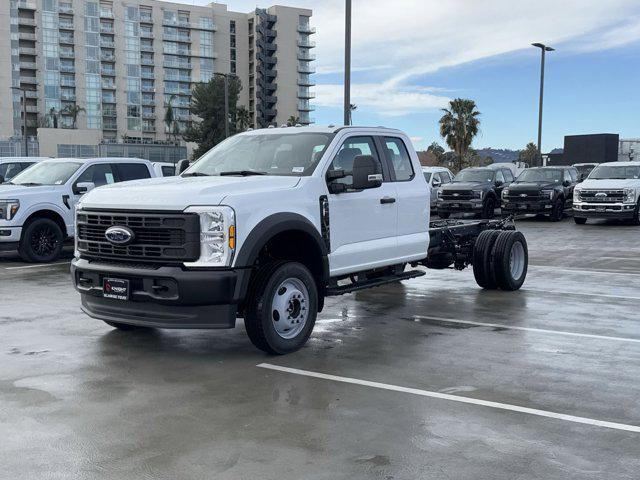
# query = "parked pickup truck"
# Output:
<box><xmin>437</xmin><ymin>165</ymin><xmax>515</xmax><ymax>219</ymax></box>
<box><xmin>71</xmin><ymin>126</ymin><xmax>529</xmax><ymax>354</ymax></box>
<box><xmin>573</xmin><ymin>161</ymin><xmax>640</xmax><ymax>225</ymax></box>
<box><xmin>501</xmin><ymin>166</ymin><xmax>578</xmax><ymax>221</ymax></box>
<box><xmin>0</xmin><ymin>157</ymin><xmax>156</xmax><ymax>262</ymax></box>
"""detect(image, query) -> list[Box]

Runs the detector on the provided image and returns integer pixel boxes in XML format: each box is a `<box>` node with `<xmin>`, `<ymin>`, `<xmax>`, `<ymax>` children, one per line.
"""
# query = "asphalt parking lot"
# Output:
<box><xmin>1</xmin><ymin>218</ymin><xmax>639</xmax><ymax>479</ymax></box>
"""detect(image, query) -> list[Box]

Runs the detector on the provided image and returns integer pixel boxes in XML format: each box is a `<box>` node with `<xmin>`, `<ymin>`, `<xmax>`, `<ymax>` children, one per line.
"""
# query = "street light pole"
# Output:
<box><xmin>213</xmin><ymin>73</ymin><xmax>230</xmax><ymax>138</ymax></box>
<box><xmin>344</xmin><ymin>0</ymin><xmax>351</xmax><ymax>126</ymax></box>
<box><xmin>11</xmin><ymin>87</ymin><xmax>28</xmax><ymax>157</ymax></box>
<box><xmin>532</xmin><ymin>43</ymin><xmax>554</xmax><ymax>166</ymax></box>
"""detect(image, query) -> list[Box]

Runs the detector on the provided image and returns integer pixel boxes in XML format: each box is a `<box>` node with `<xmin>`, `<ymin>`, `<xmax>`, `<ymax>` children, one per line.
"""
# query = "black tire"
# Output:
<box><xmin>481</xmin><ymin>196</ymin><xmax>496</xmax><ymax>219</ymax></box>
<box><xmin>574</xmin><ymin>217</ymin><xmax>587</xmax><ymax>225</ymax></box>
<box><xmin>244</xmin><ymin>261</ymin><xmax>318</xmax><ymax>355</ymax></box>
<box><xmin>472</xmin><ymin>229</ymin><xmax>501</xmax><ymax>289</ymax></box>
<box><xmin>19</xmin><ymin>217</ymin><xmax>64</xmax><ymax>263</ymax></box>
<box><xmin>438</xmin><ymin>211</ymin><xmax>450</xmax><ymax>219</ymax></box>
<box><xmin>104</xmin><ymin>321</ymin><xmax>150</xmax><ymax>331</ymax></box>
<box><xmin>490</xmin><ymin>231</ymin><xmax>528</xmax><ymax>291</ymax></box>
<box><xmin>550</xmin><ymin>197</ymin><xmax>564</xmax><ymax>222</ymax></box>
<box><xmin>631</xmin><ymin>201</ymin><xmax>640</xmax><ymax>226</ymax></box>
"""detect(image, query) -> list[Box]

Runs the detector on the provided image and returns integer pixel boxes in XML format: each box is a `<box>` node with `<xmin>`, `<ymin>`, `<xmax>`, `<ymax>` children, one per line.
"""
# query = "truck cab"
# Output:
<box><xmin>573</xmin><ymin>161</ymin><xmax>640</xmax><ymax>225</ymax></box>
<box><xmin>0</xmin><ymin>157</ymin><xmax>156</xmax><ymax>262</ymax></box>
<box><xmin>437</xmin><ymin>166</ymin><xmax>514</xmax><ymax>219</ymax></box>
<box><xmin>501</xmin><ymin>166</ymin><xmax>578</xmax><ymax>221</ymax></box>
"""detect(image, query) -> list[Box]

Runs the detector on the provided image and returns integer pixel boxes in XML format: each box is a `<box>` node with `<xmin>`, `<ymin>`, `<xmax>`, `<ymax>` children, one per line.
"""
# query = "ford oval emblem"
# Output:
<box><xmin>105</xmin><ymin>226</ymin><xmax>135</xmax><ymax>245</ymax></box>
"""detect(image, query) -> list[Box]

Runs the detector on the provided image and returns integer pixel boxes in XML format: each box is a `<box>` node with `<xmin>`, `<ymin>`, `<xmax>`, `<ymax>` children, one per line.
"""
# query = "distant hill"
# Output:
<box><xmin>475</xmin><ymin>148</ymin><xmax>519</xmax><ymax>163</ymax></box>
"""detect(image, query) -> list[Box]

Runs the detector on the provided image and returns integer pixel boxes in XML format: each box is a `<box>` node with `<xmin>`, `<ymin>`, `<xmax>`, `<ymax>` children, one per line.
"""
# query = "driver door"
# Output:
<box><xmin>325</xmin><ymin>135</ymin><xmax>398</xmax><ymax>276</ymax></box>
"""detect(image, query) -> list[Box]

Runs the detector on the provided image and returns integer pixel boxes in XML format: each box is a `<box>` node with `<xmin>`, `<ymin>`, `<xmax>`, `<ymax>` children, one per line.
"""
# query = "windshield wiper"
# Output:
<box><xmin>16</xmin><ymin>182</ymin><xmax>42</xmax><ymax>186</ymax></box>
<box><xmin>182</xmin><ymin>172</ymin><xmax>210</xmax><ymax>177</ymax></box>
<box><xmin>219</xmin><ymin>170</ymin><xmax>267</xmax><ymax>176</ymax></box>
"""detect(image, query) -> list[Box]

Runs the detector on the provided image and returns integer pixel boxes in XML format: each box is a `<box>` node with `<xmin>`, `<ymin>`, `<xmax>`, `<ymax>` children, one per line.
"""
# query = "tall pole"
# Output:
<box><xmin>11</xmin><ymin>87</ymin><xmax>28</xmax><ymax>157</ymax></box>
<box><xmin>344</xmin><ymin>0</ymin><xmax>351</xmax><ymax>126</ymax></box>
<box><xmin>532</xmin><ymin>43</ymin><xmax>554</xmax><ymax>166</ymax></box>
<box><xmin>223</xmin><ymin>74</ymin><xmax>229</xmax><ymax>138</ymax></box>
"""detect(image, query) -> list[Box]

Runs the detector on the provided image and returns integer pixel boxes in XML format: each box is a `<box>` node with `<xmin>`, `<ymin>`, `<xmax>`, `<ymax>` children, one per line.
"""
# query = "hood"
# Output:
<box><xmin>579</xmin><ymin>178</ymin><xmax>639</xmax><ymax>189</ymax></box>
<box><xmin>443</xmin><ymin>181</ymin><xmax>490</xmax><ymax>191</ymax></box>
<box><xmin>79</xmin><ymin>175</ymin><xmax>302</xmax><ymax>211</ymax></box>
<box><xmin>510</xmin><ymin>182</ymin><xmax>558</xmax><ymax>190</ymax></box>
<box><xmin>0</xmin><ymin>184</ymin><xmax>64</xmax><ymax>199</ymax></box>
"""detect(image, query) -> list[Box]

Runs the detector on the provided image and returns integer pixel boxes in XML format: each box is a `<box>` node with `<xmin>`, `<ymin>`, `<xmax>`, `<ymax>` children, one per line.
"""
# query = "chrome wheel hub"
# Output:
<box><xmin>509</xmin><ymin>241</ymin><xmax>525</xmax><ymax>281</ymax></box>
<box><xmin>271</xmin><ymin>278</ymin><xmax>309</xmax><ymax>339</ymax></box>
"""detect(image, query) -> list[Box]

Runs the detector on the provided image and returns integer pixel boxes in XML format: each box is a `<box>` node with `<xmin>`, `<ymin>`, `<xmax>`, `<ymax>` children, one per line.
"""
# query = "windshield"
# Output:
<box><xmin>423</xmin><ymin>172</ymin><xmax>432</xmax><ymax>182</ymax></box>
<box><xmin>453</xmin><ymin>170</ymin><xmax>494</xmax><ymax>183</ymax></box>
<box><xmin>10</xmin><ymin>161</ymin><xmax>83</xmax><ymax>186</ymax></box>
<box><xmin>574</xmin><ymin>165</ymin><xmax>596</xmax><ymax>175</ymax></box>
<box><xmin>515</xmin><ymin>169</ymin><xmax>562</xmax><ymax>183</ymax></box>
<box><xmin>589</xmin><ymin>165</ymin><xmax>640</xmax><ymax>180</ymax></box>
<box><xmin>185</xmin><ymin>132</ymin><xmax>334</xmax><ymax>177</ymax></box>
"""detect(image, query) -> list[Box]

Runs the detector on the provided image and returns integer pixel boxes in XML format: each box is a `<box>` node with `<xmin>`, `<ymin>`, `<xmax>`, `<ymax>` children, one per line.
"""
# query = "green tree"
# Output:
<box><xmin>426</xmin><ymin>142</ymin><xmax>445</xmax><ymax>162</ymax></box>
<box><xmin>184</xmin><ymin>76</ymin><xmax>242</xmax><ymax>159</ymax></box>
<box><xmin>439</xmin><ymin>98</ymin><xmax>481</xmax><ymax>172</ymax></box>
<box><xmin>61</xmin><ymin>104</ymin><xmax>85</xmax><ymax>129</ymax></box>
<box><xmin>236</xmin><ymin>105</ymin><xmax>251</xmax><ymax>131</ymax></box>
<box><xmin>519</xmin><ymin>142</ymin><xmax>539</xmax><ymax>166</ymax></box>
<box><xmin>286</xmin><ymin>115</ymin><xmax>300</xmax><ymax>127</ymax></box>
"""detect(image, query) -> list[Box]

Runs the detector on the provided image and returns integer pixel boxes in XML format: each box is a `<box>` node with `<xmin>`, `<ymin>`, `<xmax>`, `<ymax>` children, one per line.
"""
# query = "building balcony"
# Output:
<box><xmin>297</xmin><ymin>25</ymin><xmax>316</xmax><ymax>34</ymax></box>
<box><xmin>141</xmin><ymin>58</ymin><xmax>155</xmax><ymax>66</ymax></box>
<box><xmin>102</xmin><ymin>109</ymin><xmax>117</xmax><ymax>117</ymax></box>
<box><xmin>100</xmin><ymin>53</ymin><xmax>115</xmax><ymax>62</ymax></box>
<box><xmin>20</xmin><ymin>61</ymin><xmax>37</xmax><ymax>70</ymax></box>
<box><xmin>60</xmin><ymin>65</ymin><xmax>75</xmax><ymax>73</ymax></box>
<box><xmin>17</xmin><ymin>1</ymin><xmax>37</xmax><ymax>10</ymax></box>
<box><xmin>59</xmin><ymin>36</ymin><xmax>75</xmax><ymax>45</ymax></box>
<box><xmin>163</xmin><ymin>60</ymin><xmax>191</xmax><ymax>69</ymax></box>
<box><xmin>99</xmin><ymin>10</ymin><xmax>114</xmax><ymax>19</ymax></box>
<box><xmin>192</xmin><ymin>52</ymin><xmax>218</xmax><ymax>59</ymax></box>
<box><xmin>101</xmin><ymin>82</ymin><xmax>116</xmax><ymax>90</ymax></box>
<box><xmin>298</xmin><ymin>64</ymin><xmax>315</xmax><ymax>74</ymax></box>
<box><xmin>60</xmin><ymin>77</ymin><xmax>76</xmax><ymax>87</ymax></box>
<box><xmin>298</xmin><ymin>52</ymin><xmax>316</xmax><ymax>61</ymax></box>
<box><xmin>258</xmin><ymin>42</ymin><xmax>277</xmax><ymax>53</ymax></box>
<box><xmin>19</xmin><ymin>32</ymin><xmax>37</xmax><ymax>41</ymax></box>
<box><xmin>25</xmin><ymin>105</ymin><xmax>39</xmax><ymax>113</ymax></box>
<box><xmin>103</xmin><ymin>123</ymin><xmax>117</xmax><ymax>131</ymax></box>
<box><xmin>100</xmin><ymin>68</ymin><xmax>116</xmax><ymax>76</ymax></box>
<box><xmin>163</xmin><ymin>19</ymin><xmax>192</xmax><ymax>29</ymax></box>
<box><xmin>165</xmin><ymin>75</ymin><xmax>192</xmax><ymax>82</ymax></box>
<box><xmin>142</xmin><ymin>98</ymin><xmax>155</xmax><ymax>106</ymax></box>
<box><xmin>19</xmin><ymin>47</ymin><xmax>37</xmax><ymax>55</ymax></box>
<box><xmin>100</xmin><ymin>40</ymin><xmax>115</xmax><ymax>48</ymax></box>
<box><xmin>19</xmin><ymin>76</ymin><xmax>37</xmax><ymax>85</ymax></box>
<box><xmin>141</xmin><ymin>70</ymin><xmax>154</xmax><ymax>79</ymax></box>
<box><xmin>140</xmin><ymin>15</ymin><xmax>154</xmax><ymax>24</ymax></box>
<box><xmin>100</xmin><ymin>25</ymin><xmax>114</xmax><ymax>34</ymax></box>
<box><xmin>58</xmin><ymin>5</ymin><xmax>74</xmax><ymax>14</ymax></box>
<box><xmin>297</xmin><ymin>101</ymin><xmax>315</xmax><ymax>112</ymax></box>
<box><xmin>193</xmin><ymin>23</ymin><xmax>217</xmax><ymax>32</ymax></box>
<box><xmin>297</xmin><ymin>89</ymin><xmax>315</xmax><ymax>99</ymax></box>
<box><xmin>59</xmin><ymin>22</ymin><xmax>74</xmax><ymax>30</ymax></box>
<box><xmin>142</xmin><ymin>111</ymin><xmax>155</xmax><ymax>119</ymax></box>
<box><xmin>163</xmin><ymin>34</ymin><xmax>191</xmax><ymax>43</ymax></box>
<box><xmin>164</xmin><ymin>89</ymin><xmax>191</xmax><ymax>96</ymax></box>
<box><xmin>140</xmin><ymin>44</ymin><xmax>155</xmax><ymax>52</ymax></box>
<box><xmin>61</xmin><ymin>93</ymin><xmax>76</xmax><ymax>101</ymax></box>
<box><xmin>24</xmin><ymin>90</ymin><xmax>38</xmax><ymax>99</ymax></box>
<box><xmin>142</xmin><ymin>125</ymin><xmax>156</xmax><ymax>133</ymax></box>
<box><xmin>140</xmin><ymin>31</ymin><xmax>154</xmax><ymax>39</ymax></box>
<box><xmin>297</xmin><ymin>75</ymin><xmax>315</xmax><ymax>86</ymax></box>
<box><xmin>141</xmin><ymin>85</ymin><xmax>155</xmax><ymax>92</ymax></box>
<box><xmin>18</xmin><ymin>17</ymin><xmax>36</xmax><ymax>27</ymax></box>
<box><xmin>102</xmin><ymin>97</ymin><xmax>116</xmax><ymax>104</ymax></box>
<box><xmin>297</xmin><ymin>39</ymin><xmax>316</xmax><ymax>48</ymax></box>
<box><xmin>60</xmin><ymin>51</ymin><xmax>75</xmax><ymax>59</ymax></box>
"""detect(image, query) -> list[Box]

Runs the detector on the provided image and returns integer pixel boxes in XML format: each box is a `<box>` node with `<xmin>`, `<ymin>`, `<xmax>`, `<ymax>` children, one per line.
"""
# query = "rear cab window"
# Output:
<box><xmin>383</xmin><ymin>137</ymin><xmax>414</xmax><ymax>181</ymax></box>
<box><xmin>113</xmin><ymin>163</ymin><xmax>152</xmax><ymax>182</ymax></box>
<box><xmin>502</xmin><ymin>169</ymin><xmax>514</xmax><ymax>183</ymax></box>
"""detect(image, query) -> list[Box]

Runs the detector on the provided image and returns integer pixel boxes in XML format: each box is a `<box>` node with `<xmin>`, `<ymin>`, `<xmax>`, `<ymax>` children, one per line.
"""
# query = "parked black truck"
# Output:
<box><xmin>437</xmin><ymin>166</ymin><xmax>515</xmax><ymax>219</ymax></box>
<box><xmin>501</xmin><ymin>166</ymin><xmax>578</xmax><ymax>221</ymax></box>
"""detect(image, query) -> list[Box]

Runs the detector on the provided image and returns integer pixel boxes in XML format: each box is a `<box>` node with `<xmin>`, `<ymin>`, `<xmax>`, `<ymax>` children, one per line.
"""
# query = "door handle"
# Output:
<box><xmin>380</xmin><ymin>197</ymin><xmax>396</xmax><ymax>204</ymax></box>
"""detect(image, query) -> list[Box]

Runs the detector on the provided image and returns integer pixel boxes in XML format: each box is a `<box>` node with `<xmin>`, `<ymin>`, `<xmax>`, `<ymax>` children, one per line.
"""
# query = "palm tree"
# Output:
<box><xmin>61</xmin><ymin>104</ymin><xmax>85</xmax><ymax>129</ymax></box>
<box><xmin>164</xmin><ymin>94</ymin><xmax>177</xmax><ymax>143</ymax></box>
<box><xmin>519</xmin><ymin>142</ymin><xmax>539</xmax><ymax>166</ymax></box>
<box><xmin>439</xmin><ymin>98</ymin><xmax>481</xmax><ymax>172</ymax></box>
<box><xmin>235</xmin><ymin>106</ymin><xmax>251</xmax><ymax>132</ymax></box>
<box><xmin>287</xmin><ymin>115</ymin><xmax>300</xmax><ymax>127</ymax></box>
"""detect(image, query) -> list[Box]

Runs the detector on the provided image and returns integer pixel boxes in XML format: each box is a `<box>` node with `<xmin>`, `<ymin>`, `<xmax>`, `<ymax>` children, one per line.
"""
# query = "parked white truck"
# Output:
<box><xmin>0</xmin><ymin>157</ymin><xmax>156</xmax><ymax>262</ymax></box>
<box><xmin>573</xmin><ymin>161</ymin><xmax>640</xmax><ymax>225</ymax></box>
<box><xmin>71</xmin><ymin>126</ymin><xmax>529</xmax><ymax>354</ymax></box>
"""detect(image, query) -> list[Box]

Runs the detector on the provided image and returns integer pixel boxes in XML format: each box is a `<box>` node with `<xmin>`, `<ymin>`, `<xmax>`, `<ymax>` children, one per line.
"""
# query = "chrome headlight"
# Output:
<box><xmin>183</xmin><ymin>206</ymin><xmax>236</xmax><ymax>267</ymax></box>
<box><xmin>541</xmin><ymin>189</ymin><xmax>554</xmax><ymax>200</ymax></box>
<box><xmin>472</xmin><ymin>190</ymin><xmax>484</xmax><ymax>199</ymax></box>
<box><xmin>0</xmin><ymin>199</ymin><xmax>20</xmax><ymax>221</ymax></box>
<box><xmin>573</xmin><ymin>188</ymin><xmax>581</xmax><ymax>202</ymax></box>
<box><xmin>624</xmin><ymin>188</ymin><xmax>636</xmax><ymax>204</ymax></box>
<box><xmin>502</xmin><ymin>188</ymin><xmax>509</xmax><ymax>198</ymax></box>
<box><xmin>437</xmin><ymin>189</ymin><xmax>443</xmax><ymax>199</ymax></box>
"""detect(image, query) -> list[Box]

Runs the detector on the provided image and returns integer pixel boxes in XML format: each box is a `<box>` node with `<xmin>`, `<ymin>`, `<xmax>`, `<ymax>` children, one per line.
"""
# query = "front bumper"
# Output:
<box><xmin>437</xmin><ymin>200</ymin><xmax>484</xmax><ymax>213</ymax></box>
<box><xmin>502</xmin><ymin>200</ymin><xmax>553</xmax><ymax>214</ymax></box>
<box><xmin>573</xmin><ymin>202</ymin><xmax>636</xmax><ymax>219</ymax></box>
<box><xmin>0</xmin><ymin>226</ymin><xmax>22</xmax><ymax>251</ymax></box>
<box><xmin>71</xmin><ymin>258</ymin><xmax>250</xmax><ymax>329</ymax></box>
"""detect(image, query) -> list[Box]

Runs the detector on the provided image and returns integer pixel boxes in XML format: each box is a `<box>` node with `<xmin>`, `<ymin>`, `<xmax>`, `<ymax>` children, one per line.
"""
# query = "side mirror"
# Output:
<box><xmin>432</xmin><ymin>179</ymin><xmax>442</xmax><ymax>188</ymax></box>
<box><xmin>176</xmin><ymin>159</ymin><xmax>190</xmax><ymax>175</ymax></box>
<box><xmin>352</xmin><ymin>155</ymin><xmax>382</xmax><ymax>190</ymax></box>
<box><xmin>563</xmin><ymin>180</ymin><xmax>571</xmax><ymax>187</ymax></box>
<box><xmin>74</xmin><ymin>182</ymin><xmax>95</xmax><ymax>195</ymax></box>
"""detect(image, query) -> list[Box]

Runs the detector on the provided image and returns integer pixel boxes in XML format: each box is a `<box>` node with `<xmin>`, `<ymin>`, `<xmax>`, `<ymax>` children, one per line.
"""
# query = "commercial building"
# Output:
<box><xmin>544</xmin><ymin>133</ymin><xmax>639</xmax><ymax>166</ymax></box>
<box><xmin>0</xmin><ymin>0</ymin><xmax>315</xmax><ymax>158</ymax></box>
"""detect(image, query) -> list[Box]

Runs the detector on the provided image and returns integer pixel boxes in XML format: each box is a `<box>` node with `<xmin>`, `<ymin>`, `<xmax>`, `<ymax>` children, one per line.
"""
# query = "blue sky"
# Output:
<box><xmin>165</xmin><ymin>0</ymin><xmax>640</xmax><ymax>152</ymax></box>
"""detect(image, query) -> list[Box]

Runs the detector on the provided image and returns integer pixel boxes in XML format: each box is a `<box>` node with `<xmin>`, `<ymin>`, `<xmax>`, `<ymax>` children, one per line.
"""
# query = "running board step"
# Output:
<box><xmin>326</xmin><ymin>270</ymin><xmax>426</xmax><ymax>296</ymax></box>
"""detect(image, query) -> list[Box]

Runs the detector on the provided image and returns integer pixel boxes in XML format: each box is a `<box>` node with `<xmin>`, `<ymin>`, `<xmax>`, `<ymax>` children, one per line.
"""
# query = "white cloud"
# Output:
<box><xmin>315</xmin><ymin>83</ymin><xmax>450</xmax><ymax>116</ymax></box>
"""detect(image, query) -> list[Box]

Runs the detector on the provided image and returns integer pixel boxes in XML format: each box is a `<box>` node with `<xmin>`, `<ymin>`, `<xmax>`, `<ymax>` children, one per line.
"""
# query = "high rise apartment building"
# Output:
<box><xmin>0</xmin><ymin>0</ymin><xmax>315</xmax><ymax>156</ymax></box>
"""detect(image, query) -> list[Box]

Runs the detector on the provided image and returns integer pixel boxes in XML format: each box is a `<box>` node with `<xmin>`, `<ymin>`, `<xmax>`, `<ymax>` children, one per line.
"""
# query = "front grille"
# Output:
<box><xmin>579</xmin><ymin>190</ymin><xmax>625</xmax><ymax>203</ymax></box>
<box><xmin>441</xmin><ymin>190</ymin><xmax>473</xmax><ymax>201</ymax></box>
<box><xmin>77</xmin><ymin>211</ymin><xmax>200</xmax><ymax>263</ymax></box>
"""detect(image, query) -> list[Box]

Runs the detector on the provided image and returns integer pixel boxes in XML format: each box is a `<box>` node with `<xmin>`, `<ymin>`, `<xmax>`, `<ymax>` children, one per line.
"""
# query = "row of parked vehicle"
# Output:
<box><xmin>422</xmin><ymin>161</ymin><xmax>640</xmax><ymax>225</ymax></box>
<box><xmin>0</xmin><ymin>157</ymin><xmax>178</xmax><ymax>262</ymax></box>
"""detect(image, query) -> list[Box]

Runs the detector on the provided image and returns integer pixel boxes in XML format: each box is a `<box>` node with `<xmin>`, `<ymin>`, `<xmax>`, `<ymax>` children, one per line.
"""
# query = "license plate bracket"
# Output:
<box><xmin>103</xmin><ymin>278</ymin><xmax>130</xmax><ymax>300</ymax></box>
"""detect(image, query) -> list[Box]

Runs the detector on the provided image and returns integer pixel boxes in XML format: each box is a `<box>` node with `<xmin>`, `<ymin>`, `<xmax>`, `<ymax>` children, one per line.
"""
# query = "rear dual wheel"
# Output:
<box><xmin>473</xmin><ymin>230</ymin><xmax>528</xmax><ymax>291</ymax></box>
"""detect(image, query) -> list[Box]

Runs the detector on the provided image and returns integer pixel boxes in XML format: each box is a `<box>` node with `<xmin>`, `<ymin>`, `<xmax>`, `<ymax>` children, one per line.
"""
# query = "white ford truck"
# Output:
<box><xmin>573</xmin><ymin>161</ymin><xmax>640</xmax><ymax>225</ymax></box>
<box><xmin>71</xmin><ymin>126</ymin><xmax>529</xmax><ymax>354</ymax></box>
<box><xmin>0</xmin><ymin>157</ymin><xmax>156</xmax><ymax>262</ymax></box>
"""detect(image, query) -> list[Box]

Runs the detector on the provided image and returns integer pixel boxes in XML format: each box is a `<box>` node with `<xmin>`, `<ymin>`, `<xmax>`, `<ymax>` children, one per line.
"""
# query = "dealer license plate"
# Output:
<box><xmin>103</xmin><ymin>278</ymin><xmax>130</xmax><ymax>300</ymax></box>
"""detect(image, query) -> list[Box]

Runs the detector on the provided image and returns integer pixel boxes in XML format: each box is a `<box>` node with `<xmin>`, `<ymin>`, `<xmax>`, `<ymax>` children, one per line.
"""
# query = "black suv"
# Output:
<box><xmin>501</xmin><ymin>166</ymin><xmax>578</xmax><ymax>221</ymax></box>
<box><xmin>437</xmin><ymin>166</ymin><xmax>514</xmax><ymax>219</ymax></box>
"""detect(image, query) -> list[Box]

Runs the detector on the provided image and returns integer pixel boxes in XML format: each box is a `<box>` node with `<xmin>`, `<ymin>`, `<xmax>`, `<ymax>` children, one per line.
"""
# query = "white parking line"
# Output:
<box><xmin>529</xmin><ymin>265</ymin><xmax>640</xmax><ymax>277</ymax></box>
<box><xmin>4</xmin><ymin>261</ymin><xmax>71</xmax><ymax>271</ymax></box>
<box><xmin>258</xmin><ymin>363</ymin><xmax>640</xmax><ymax>433</ymax></box>
<box><xmin>413</xmin><ymin>315</ymin><xmax>640</xmax><ymax>344</ymax></box>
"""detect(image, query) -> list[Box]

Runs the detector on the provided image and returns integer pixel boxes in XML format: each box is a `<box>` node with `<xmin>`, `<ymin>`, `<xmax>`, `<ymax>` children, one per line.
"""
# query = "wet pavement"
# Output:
<box><xmin>1</xmin><ymin>218</ymin><xmax>639</xmax><ymax>479</ymax></box>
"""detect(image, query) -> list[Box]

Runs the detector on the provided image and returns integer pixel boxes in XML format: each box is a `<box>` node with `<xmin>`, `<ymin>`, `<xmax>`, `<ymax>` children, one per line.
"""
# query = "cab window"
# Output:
<box><xmin>384</xmin><ymin>137</ymin><xmax>414</xmax><ymax>181</ymax></box>
<box><xmin>563</xmin><ymin>169</ymin><xmax>573</xmax><ymax>183</ymax></box>
<box><xmin>75</xmin><ymin>163</ymin><xmax>115</xmax><ymax>188</ymax></box>
<box><xmin>495</xmin><ymin>170</ymin><xmax>505</xmax><ymax>183</ymax></box>
<box><xmin>161</xmin><ymin>165</ymin><xmax>175</xmax><ymax>176</ymax></box>
<box><xmin>327</xmin><ymin>136</ymin><xmax>382</xmax><ymax>187</ymax></box>
<box><xmin>437</xmin><ymin>171</ymin><xmax>451</xmax><ymax>184</ymax></box>
<box><xmin>113</xmin><ymin>163</ymin><xmax>151</xmax><ymax>181</ymax></box>
<box><xmin>502</xmin><ymin>169</ymin><xmax>514</xmax><ymax>182</ymax></box>
<box><xmin>0</xmin><ymin>162</ymin><xmax>25</xmax><ymax>181</ymax></box>
<box><xmin>568</xmin><ymin>168</ymin><xmax>578</xmax><ymax>182</ymax></box>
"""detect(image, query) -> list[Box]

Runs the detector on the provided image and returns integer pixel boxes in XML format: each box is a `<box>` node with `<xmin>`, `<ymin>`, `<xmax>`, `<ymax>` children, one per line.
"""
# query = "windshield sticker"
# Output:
<box><xmin>292</xmin><ymin>167</ymin><xmax>304</xmax><ymax>173</ymax></box>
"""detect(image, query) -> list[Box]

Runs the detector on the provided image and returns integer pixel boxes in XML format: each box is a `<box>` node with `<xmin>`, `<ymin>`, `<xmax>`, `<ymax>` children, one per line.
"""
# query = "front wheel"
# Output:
<box><xmin>550</xmin><ymin>198</ymin><xmax>565</xmax><ymax>222</ymax></box>
<box><xmin>19</xmin><ymin>217</ymin><xmax>64</xmax><ymax>263</ymax></box>
<box><xmin>244</xmin><ymin>261</ymin><xmax>318</xmax><ymax>354</ymax></box>
<box><xmin>631</xmin><ymin>201</ymin><xmax>640</xmax><ymax>226</ymax></box>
